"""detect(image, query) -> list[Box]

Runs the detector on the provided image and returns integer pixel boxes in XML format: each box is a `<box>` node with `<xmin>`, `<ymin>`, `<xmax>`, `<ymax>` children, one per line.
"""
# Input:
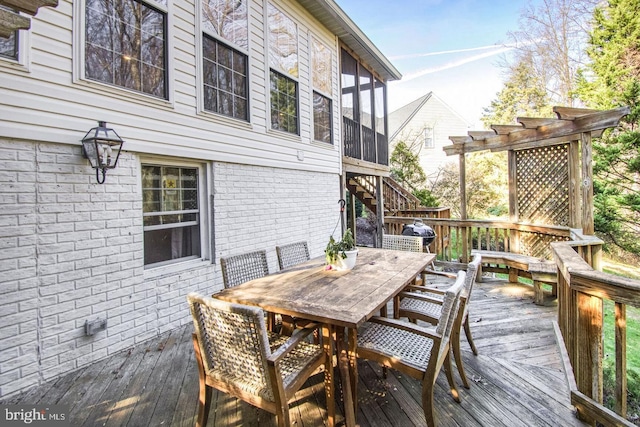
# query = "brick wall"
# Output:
<box><xmin>212</xmin><ymin>162</ymin><xmax>341</xmax><ymax>275</ymax></box>
<box><xmin>0</xmin><ymin>139</ymin><xmax>340</xmax><ymax>397</ymax></box>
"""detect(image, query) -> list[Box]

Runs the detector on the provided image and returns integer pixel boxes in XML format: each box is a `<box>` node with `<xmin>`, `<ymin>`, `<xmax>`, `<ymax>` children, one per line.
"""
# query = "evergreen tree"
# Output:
<box><xmin>389</xmin><ymin>141</ymin><xmax>439</xmax><ymax>206</ymax></box>
<box><xmin>577</xmin><ymin>0</ymin><xmax>640</xmax><ymax>256</ymax></box>
<box><xmin>390</xmin><ymin>141</ymin><xmax>427</xmax><ymax>191</ymax></box>
<box><xmin>482</xmin><ymin>53</ymin><xmax>554</xmax><ymax>127</ymax></box>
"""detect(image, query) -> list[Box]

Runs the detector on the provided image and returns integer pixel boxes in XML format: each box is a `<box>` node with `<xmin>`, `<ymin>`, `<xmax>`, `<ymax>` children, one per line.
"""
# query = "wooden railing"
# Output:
<box><xmin>384</xmin><ymin>216</ymin><xmax>571</xmax><ymax>264</ymax></box>
<box><xmin>384</xmin><ymin>213</ymin><xmax>640</xmax><ymax>425</ymax></box>
<box><xmin>362</xmin><ymin>126</ymin><xmax>376</xmax><ymax>163</ymax></box>
<box><xmin>342</xmin><ymin>116</ymin><xmax>388</xmax><ymax>167</ymax></box>
<box><xmin>376</xmin><ymin>132</ymin><xmax>388</xmax><ymax>166</ymax></box>
<box><xmin>553</xmin><ymin>233</ymin><xmax>639</xmax><ymax>427</ymax></box>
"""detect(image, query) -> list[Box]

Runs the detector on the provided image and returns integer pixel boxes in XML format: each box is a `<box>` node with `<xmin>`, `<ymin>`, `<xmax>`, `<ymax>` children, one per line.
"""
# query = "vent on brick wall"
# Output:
<box><xmin>85</xmin><ymin>318</ymin><xmax>107</xmax><ymax>336</ymax></box>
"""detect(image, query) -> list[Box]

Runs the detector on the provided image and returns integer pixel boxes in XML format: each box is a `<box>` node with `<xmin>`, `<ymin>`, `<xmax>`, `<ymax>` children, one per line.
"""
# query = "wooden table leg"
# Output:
<box><xmin>322</xmin><ymin>325</ymin><xmax>336</xmax><ymax>427</ymax></box>
<box><xmin>336</xmin><ymin>328</ymin><xmax>356</xmax><ymax>427</ymax></box>
<box><xmin>347</xmin><ymin>328</ymin><xmax>358</xmax><ymax>415</ymax></box>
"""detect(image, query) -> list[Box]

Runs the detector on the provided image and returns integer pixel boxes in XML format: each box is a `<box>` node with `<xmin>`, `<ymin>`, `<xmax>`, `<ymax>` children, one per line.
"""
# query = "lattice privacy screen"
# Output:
<box><xmin>516</xmin><ymin>144</ymin><xmax>570</xmax><ymax>227</ymax></box>
<box><xmin>515</xmin><ymin>144</ymin><xmax>571</xmax><ymax>258</ymax></box>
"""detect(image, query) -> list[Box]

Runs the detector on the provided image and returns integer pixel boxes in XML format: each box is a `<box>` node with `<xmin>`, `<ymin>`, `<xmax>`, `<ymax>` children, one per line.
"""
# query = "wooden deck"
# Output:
<box><xmin>2</xmin><ymin>279</ymin><xmax>587</xmax><ymax>427</ymax></box>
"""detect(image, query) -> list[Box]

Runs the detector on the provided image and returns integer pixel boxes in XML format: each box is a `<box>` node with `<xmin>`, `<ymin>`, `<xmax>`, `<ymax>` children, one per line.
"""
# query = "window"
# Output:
<box><xmin>341</xmin><ymin>49</ymin><xmax>358</xmax><ymax>122</ymax></box>
<box><xmin>374</xmin><ymin>78</ymin><xmax>386</xmax><ymax>137</ymax></box>
<box><xmin>424</xmin><ymin>127</ymin><xmax>434</xmax><ymax>149</ymax></box>
<box><xmin>202</xmin><ymin>36</ymin><xmax>248</xmax><ymax>120</ymax></box>
<box><xmin>359</xmin><ymin>67</ymin><xmax>373</xmax><ymax>130</ymax></box>
<box><xmin>270</xmin><ymin>70</ymin><xmax>298</xmax><ymax>134</ymax></box>
<box><xmin>142</xmin><ymin>165</ymin><xmax>201</xmax><ymax>267</ymax></box>
<box><xmin>311</xmin><ymin>37</ymin><xmax>332</xmax><ymax>144</ymax></box>
<box><xmin>268</xmin><ymin>3</ymin><xmax>298</xmax><ymax>134</ymax></box>
<box><xmin>0</xmin><ymin>6</ymin><xmax>18</xmax><ymax>61</ymax></box>
<box><xmin>85</xmin><ymin>0</ymin><xmax>168</xmax><ymax>99</ymax></box>
<box><xmin>201</xmin><ymin>0</ymin><xmax>249</xmax><ymax>120</ymax></box>
<box><xmin>0</xmin><ymin>32</ymin><xmax>17</xmax><ymax>61</ymax></box>
<box><xmin>313</xmin><ymin>92</ymin><xmax>331</xmax><ymax>143</ymax></box>
<box><xmin>201</xmin><ymin>0</ymin><xmax>248</xmax><ymax>49</ymax></box>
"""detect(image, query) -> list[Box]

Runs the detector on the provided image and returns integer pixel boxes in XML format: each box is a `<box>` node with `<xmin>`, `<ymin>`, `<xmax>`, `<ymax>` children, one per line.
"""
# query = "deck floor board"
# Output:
<box><xmin>2</xmin><ymin>279</ymin><xmax>588</xmax><ymax>427</ymax></box>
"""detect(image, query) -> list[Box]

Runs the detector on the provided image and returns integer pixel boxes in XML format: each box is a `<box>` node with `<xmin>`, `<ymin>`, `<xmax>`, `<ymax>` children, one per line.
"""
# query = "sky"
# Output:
<box><xmin>335</xmin><ymin>0</ymin><xmax>535</xmax><ymax>128</ymax></box>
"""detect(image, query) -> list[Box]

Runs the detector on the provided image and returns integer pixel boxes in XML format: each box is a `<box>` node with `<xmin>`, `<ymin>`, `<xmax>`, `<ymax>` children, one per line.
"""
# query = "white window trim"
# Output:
<box><xmin>140</xmin><ymin>157</ymin><xmax>211</xmax><ymax>274</ymax></box>
<box><xmin>72</xmin><ymin>0</ymin><xmax>175</xmax><ymax>108</ymax></box>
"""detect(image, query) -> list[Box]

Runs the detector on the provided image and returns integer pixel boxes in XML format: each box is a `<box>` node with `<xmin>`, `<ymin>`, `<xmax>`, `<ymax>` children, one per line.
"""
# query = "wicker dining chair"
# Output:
<box><xmin>220</xmin><ymin>250</ymin><xmax>270</xmax><ymax>289</ymax></box>
<box><xmin>382</xmin><ymin>234</ymin><xmax>436</xmax><ymax>276</ymax></box>
<box><xmin>382</xmin><ymin>234</ymin><xmax>423</xmax><ymax>252</ymax></box>
<box><xmin>394</xmin><ymin>255</ymin><xmax>482</xmax><ymax>389</ymax></box>
<box><xmin>220</xmin><ymin>249</ymin><xmax>285</xmax><ymax>330</ymax></box>
<box><xmin>276</xmin><ymin>241</ymin><xmax>310</xmax><ymax>270</ymax></box>
<box><xmin>188</xmin><ymin>293</ymin><xmax>333</xmax><ymax>427</ymax></box>
<box><xmin>356</xmin><ymin>271</ymin><xmax>466</xmax><ymax>427</ymax></box>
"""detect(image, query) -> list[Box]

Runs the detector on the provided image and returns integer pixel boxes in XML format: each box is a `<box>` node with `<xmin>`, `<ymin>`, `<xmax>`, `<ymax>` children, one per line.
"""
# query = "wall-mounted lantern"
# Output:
<box><xmin>81</xmin><ymin>121</ymin><xmax>124</xmax><ymax>184</ymax></box>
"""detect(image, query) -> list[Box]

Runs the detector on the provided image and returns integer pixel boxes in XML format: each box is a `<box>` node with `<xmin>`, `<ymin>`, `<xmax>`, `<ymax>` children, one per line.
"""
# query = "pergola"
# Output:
<box><xmin>442</xmin><ymin>106</ymin><xmax>630</xmax><ymax>239</ymax></box>
<box><xmin>0</xmin><ymin>0</ymin><xmax>57</xmax><ymax>38</ymax></box>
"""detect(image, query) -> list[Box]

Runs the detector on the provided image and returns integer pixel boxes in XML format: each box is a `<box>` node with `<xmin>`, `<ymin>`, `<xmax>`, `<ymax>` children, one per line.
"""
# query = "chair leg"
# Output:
<box><xmin>421</xmin><ymin>379</ymin><xmax>437</xmax><ymax>427</ymax></box>
<box><xmin>443</xmin><ymin>352</ymin><xmax>460</xmax><ymax>403</ymax></box>
<box><xmin>463</xmin><ymin>314</ymin><xmax>478</xmax><ymax>355</ymax></box>
<box><xmin>196</xmin><ymin>385</ymin><xmax>212</xmax><ymax>427</ymax></box>
<box><xmin>274</xmin><ymin>394</ymin><xmax>290</xmax><ymax>427</ymax></box>
<box><xmin>451</xmin><ymin>328</ymin><xmax>470</xmax><ymax>389</ymax></box>
<box><xmin>192</xmin><ymin>334</ymin><xmax>212</xmax><ymax>427</ymax></box>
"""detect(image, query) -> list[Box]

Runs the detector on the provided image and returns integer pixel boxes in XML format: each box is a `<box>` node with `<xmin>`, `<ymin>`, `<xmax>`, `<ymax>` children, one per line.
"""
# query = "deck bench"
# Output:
<box><xmin>471</xmin><ymin>250</ymin><xmax>557</xmax><ymax>305</ymax></box>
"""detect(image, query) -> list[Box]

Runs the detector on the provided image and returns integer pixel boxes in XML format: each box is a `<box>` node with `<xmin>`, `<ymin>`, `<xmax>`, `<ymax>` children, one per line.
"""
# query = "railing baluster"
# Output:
<box><xmin>615</xmin><ymin>302</ymin><xmax>627</xmax><ymax>417</ymax></box>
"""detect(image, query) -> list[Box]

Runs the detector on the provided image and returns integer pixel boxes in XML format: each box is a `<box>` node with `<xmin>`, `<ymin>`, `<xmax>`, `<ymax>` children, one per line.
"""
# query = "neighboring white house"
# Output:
<box><xmin>0</xmin><ymin>0</ymin><xmax>400</xmax><ymax>397</ymax></box>
<box><xmin>389</xmin><ymin>92</ymin><xmax>470</xmax><ymax>183</ymax></box>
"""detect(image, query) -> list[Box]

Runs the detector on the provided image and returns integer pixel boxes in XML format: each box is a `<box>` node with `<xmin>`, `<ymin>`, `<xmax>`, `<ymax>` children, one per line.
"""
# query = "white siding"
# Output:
<box><xmin>0</xmin><ymin>0</ymin><xmax>341</xmax><ymax>174</ymax></box>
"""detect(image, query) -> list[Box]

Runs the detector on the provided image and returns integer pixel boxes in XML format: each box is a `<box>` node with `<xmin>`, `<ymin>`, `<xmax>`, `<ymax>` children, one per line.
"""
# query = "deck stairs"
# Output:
<box><xmin>347</xmin><ymin>175</ymin><xmax>422</xmax><ymax>215</ymax></box>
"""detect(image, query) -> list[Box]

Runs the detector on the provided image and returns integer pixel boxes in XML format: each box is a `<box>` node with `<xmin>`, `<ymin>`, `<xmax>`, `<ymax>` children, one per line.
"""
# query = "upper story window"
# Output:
<box><xmin>0</xmin><ymin>31</ymin><xmax>18</xmax><ymax>61</ymax></box>
<box><xmin>201</xmin><ymin>0</ymin><xmax>249</xmax><ymax>120</ymax></box>
<box><xmin>374</xmin><ymin>77</ymin><xmax>386</xmax><ymax>137</ymax></box>
<box><xmin>341</xmin><ymin>49</ymin><xmax>357</xmax><ymax>123</ymax></box>
<box><xmin>311</xmin><ymin>37</ymin><xmax>332</xmax><ymax>144</ymax></box>
<box><xmin>202</xmin><ymin>0</ymin><xmax>248</xmax><ymax>49</ymax></box>
<box><xmin>142</xmin><ymin>164</ymin><xmax>202</xmax><ymax>267</ymax></box>
<box><xmin>0</xmin><ymin>6</ymin><xmax>18</xmax><ymax>61</ymax></box>
<box><xmin>85</xmin><ymin>0</ymin><xmax>168</xmax><ymax>99</ymax></box>
<box><xmin>359</xmin><ymin>67</ymin><xmax>373</xmax><ymax>131</ymax></box>
<box><xmin>424</xmin><ymin>127</ymin><xmax>434</xmax><ymax>148</ymax></box>
<box><xmin>268</xmin><ymin>3</ymin><xmax>298</xmax><ymax>134</ymax></box>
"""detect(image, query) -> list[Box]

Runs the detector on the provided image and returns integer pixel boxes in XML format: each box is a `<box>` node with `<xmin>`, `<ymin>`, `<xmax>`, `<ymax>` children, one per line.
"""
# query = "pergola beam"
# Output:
<box><xmin>444</xmin><ymin>106</ymin><xmax>630</xmax><ymax>156</ymax></box>
<box><xmin>0</xmin><ymin>0</ymin><xmax>58</xmax><ymax>40</ymax></box>
<box><xmin>1</xmin><ymin>0</ymin><xmax>58</xmax><ymax>15</ymax></box>
<box><xmin>0</xmin><ymin>8</ymin><xmax>29</xmax><ymax>38</ymax></box>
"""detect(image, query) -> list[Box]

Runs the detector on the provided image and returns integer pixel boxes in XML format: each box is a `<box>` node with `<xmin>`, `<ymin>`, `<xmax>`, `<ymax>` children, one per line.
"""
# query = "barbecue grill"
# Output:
<box><xmin>401</xmin><ymin>219</ymin><xmax>436</xmax><ymax>251</ymax></box>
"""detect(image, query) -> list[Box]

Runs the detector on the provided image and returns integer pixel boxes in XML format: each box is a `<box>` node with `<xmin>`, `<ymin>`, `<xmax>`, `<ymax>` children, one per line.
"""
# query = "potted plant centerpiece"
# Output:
<box><xmin>325</xmin><ymin>228</ymin><xmax>358</xmax><ymax>270</ymax></box>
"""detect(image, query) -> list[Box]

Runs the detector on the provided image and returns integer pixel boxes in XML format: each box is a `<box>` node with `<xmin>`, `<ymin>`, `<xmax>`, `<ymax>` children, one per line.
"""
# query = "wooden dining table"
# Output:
<box><xmin>214</xmin><ymin>246</ymin><xmax>436</xmax><ymax>427</ymax></box>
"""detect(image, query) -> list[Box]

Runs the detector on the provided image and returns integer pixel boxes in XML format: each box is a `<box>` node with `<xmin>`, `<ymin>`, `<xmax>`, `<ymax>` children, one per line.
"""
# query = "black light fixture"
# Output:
<box><xmin>81</xmin><ymin>121</ymin><xmax>124</xmax><ymax>184</ymax></box>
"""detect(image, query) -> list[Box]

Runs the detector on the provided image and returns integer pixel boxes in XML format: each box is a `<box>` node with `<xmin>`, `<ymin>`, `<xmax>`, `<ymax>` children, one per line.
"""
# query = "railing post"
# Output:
<box><xmin>575</xmin><ymin>289</ymin><xmax>603</xmax><ymax>409</ymax></box>
<box><xmin>459</xmin><ymin>153</ymin><xmax>468</xmax><ymax>263</ymax></box>
<box><xmin>615</xmin><ymin>303</ymin><xmax>627</xmax><ymax>417</ymax></box>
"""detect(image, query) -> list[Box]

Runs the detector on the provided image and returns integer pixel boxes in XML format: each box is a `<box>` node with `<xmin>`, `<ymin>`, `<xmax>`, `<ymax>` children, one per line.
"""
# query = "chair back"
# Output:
<box><xmin>382</xmin><ymin>234</ymin><xmax>423</xmax><ymax>252</ymax></box>
<box><xmin>276</xmin><ymin>241</ymin><xmax>310</xmax><ymax>270</ymax></box>
<box><xmin>462</xmin><ymin>254</ymin><xmax>482</xmax><ymax>313</ymax></box>
<box><xmin>187</xmin><ymin>293</ymin><xmax>275</xmax><ymax>401</ymax></box>
<box><xmin>436</xmin><ymin>271</ymin><xmax>466</xmax><ymax>355</ymax></box>
<box><xmin>220</xmin><ymin>250</ymin><xmax>269</xmax><ymax>288</ymax></box>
